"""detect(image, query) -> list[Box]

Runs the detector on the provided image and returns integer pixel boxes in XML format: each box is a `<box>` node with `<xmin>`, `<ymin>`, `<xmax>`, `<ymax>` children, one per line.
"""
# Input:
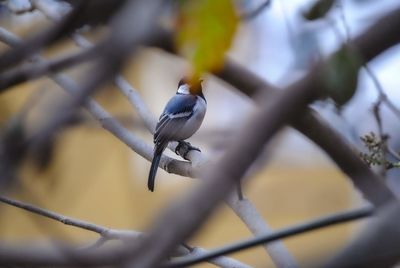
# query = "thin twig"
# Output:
<box><xmin>165</xmin><ymin>206</ymin><xmax>374</xmax><ymax>267</ymax></box>
<box><xmin>364</xmin><ymin>65</ymin><xmax>400</xmax><ymax>119</ymax></box>
<box><xmin>0</xmin><ymin>195</ymin><xmax>141</xmax><ymax>240</ymax></box>
<box><xmin>240</xmin><ymin>0</ymin><xmax>272</xmax><ymax>21</ymax></box>
<box><xmin>114</xmin><ymin>75</ymin><xmax>157</xmax><ymax>132</ymax></box>
<box><xmin>0</xmin><ymin>195</ymin><xmax>250</xmax><ymax>268</ymax></box>
<box><xmin>372</xmin><ymin>98</ymin><xmax>389</xmax><ymax>175</ymax></box>
<box><xmin>387</xmin><ymin>146</ymin><xmax>400</xmax><ymax>162</ymax></box>
<box><xmin>226</xmin><ymin>194</ymin><xmax>298</xmax><ymax>268</ymax></box>
<box><xmin>0</xmin><ymin>45</ymin><xmax>99</xmax><ymax>92</ymax></box>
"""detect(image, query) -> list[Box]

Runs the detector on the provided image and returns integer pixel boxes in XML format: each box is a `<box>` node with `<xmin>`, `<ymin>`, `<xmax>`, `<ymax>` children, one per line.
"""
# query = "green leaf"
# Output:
<box><xmin>303</xmin><ymin>0</ymin><xmax>335</xmax><ymax>21</ymax></box>
<box><xmin>322</xmin><ymin>46</ymin><xmax>363</xmax><ymax>106</ymax></box>
<box><xmin>175</xmin><ymin>0</ymin><xmax>238</xmax><ymax>86</ymax></box>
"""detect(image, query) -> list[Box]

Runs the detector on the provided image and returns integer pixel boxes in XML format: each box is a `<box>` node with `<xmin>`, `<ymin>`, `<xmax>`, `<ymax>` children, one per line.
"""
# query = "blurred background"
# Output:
<box><xmin>0</xmin><ymin>0</ymin><xmax>399</xmax><ymax>267</ymax></box>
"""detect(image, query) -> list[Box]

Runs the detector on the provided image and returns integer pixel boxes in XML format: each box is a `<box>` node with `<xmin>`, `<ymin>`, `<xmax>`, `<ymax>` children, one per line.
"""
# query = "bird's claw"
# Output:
<box><xmin>175</xmin><ymin>141</ymin><xmax>201</xmax><ymax>160</ymax></box>
<box><xmin>182</xmin><ymin>243</ymin><xmax>195</xmax><ymax>252</ymax></box>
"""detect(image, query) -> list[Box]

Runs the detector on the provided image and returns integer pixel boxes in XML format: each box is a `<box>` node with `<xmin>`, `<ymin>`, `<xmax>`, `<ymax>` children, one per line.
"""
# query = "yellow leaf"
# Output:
<box><xmin>175</xmin><ymin>0</ymin><xmax>238</xmax><ymax>89</ymax></box>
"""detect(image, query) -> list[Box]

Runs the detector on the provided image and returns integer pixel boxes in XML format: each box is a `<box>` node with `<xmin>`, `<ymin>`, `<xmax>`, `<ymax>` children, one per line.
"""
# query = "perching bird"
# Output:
<box><xmin>148</xmin><ymin>78</ymin><xmax>207</xmax><ymax>192</ymax></box>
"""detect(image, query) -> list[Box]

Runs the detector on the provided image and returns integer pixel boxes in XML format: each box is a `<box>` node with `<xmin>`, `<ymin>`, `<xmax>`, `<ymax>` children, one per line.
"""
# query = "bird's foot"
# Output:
<box><xmin>175</xmin><ymin>141</ymin><xmax>201</xmax><ymax>160</ymax></box>
<box><xmin>182</xmin><ymin>243</ymin><xmax>195</xmax><ymax>252</ymax></box>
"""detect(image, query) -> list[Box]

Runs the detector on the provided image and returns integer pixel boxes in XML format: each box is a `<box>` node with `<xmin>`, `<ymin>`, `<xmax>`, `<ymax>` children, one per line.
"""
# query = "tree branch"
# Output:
<box><xmin>0</xmin><ymin>195</ymin><xmax>250</xmax><ymax>268</ymax></box>
<box><xmin>0</xmin><ymin>195</ymin><xmax>141</xmax><ymax>241</ymax></box>
<box><xmin>240</xmin><ymin>0</ymin><xmax>272</xmax><ymax>21</ymax></box>
<box><xmin>165</xmin><ymin>206</ymin><xmax>373</xmax><ymax>267</ymax></box>
<box><xmin>364</xmin><ymin>64</ymin><xmax>400</xmax><ymax>119</ymax></box>
<box><xmin>226</xmin><ymin>194</ymin><xmax>298</xmax><ymax>268</ymax></box>
<box><xmin>0</xmin><ymin>45</ymin><xmax>99</xmax><ymax>92</ymax></box>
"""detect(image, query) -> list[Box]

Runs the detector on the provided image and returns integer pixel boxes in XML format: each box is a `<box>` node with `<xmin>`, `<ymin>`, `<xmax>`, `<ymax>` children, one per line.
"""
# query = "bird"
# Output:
<box><xmin>148</xmin><ymin>78</ymin><xmax>207</xmax><ymax>192</ymax></box>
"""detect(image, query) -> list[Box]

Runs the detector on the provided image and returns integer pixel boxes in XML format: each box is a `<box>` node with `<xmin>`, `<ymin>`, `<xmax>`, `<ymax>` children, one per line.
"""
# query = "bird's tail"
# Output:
<box><xmin>148</xmin><ymin>150</ymin><xmax>162</xmax><ymax>192</ymax></box>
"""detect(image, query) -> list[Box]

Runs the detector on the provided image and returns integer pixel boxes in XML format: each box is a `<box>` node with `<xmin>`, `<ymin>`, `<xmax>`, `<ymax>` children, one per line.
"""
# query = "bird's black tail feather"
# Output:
<box><xmin>148</xmin><ymin>151</ymin><xmax>162</xmax><ymax>192</ymax></box>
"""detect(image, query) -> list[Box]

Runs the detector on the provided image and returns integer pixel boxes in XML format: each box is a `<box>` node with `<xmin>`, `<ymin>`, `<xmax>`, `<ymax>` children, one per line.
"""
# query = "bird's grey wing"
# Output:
<box><xmin>154</xmin><ymin>113</ymin><xmax>191</xmax><ymax>147</ymax></box>
<box><xmin>154</xmin><ymin>95</ymin><xmax>196</xmax><ymax>146</ymax></box>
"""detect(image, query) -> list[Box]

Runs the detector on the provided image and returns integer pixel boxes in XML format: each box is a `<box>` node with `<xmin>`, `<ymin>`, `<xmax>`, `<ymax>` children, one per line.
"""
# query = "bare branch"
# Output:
<box><xmin>226</xmin><ymin>194</ymin><xmax>298</xmax><ymax>268</ymax></box>
<box><xmin>115</xmin><ymin>75</ymin><xmax>157</xmax><ymax>132</ymax></box>
<box><xmin>185</xmin><ymin>247</ymin><xmax>252</xmax><ymax>268</ymax></box>
<box><xmin>240</xmin><ymin>0</ymin><xmax>272</xmax><ymax>21</ymax></box>
<box><xmin>165</xmin><ymin>206</ymin><xmax>373</xmax><ymax>267</ymax></box>
<box><xmin>364</xmin><ymin>65</ymin><xmax>400</xmax><ymax>119</ymax></box>
<box><xmin>0</xmin><ymin>195</ymin><xmax>141</xmax><ymax>240</ymax></box>
<box><xmin>0</xmin><ymin>195</ymin><xmax>250</xmax><ymax>268</ymax></box>
<box><xmin>0</xmin><ymin>28</ymin><xmax>24</xmax><ymax>47</ymax></box>
<box><xmin>0</xmin><ymin>2</ymin><xmax>82</xmax><ymax>72</ymax></box>
<box><xmin>0</xmin><ymin>45</ymin><xmax>99</xmax><ymax>92</ymax></box>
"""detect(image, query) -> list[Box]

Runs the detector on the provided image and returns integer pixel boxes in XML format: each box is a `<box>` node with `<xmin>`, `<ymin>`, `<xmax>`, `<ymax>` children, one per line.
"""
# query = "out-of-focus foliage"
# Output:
<box><xmin>175</xmin><ymin>0</ymin><xmax>238</xmax><ymax>89</ymax></box>
<box><xmin>303</xmin><ymin>0</ymin><xmax>335</xmax><ymax>21</ymax></box>
<box><xmin>322</xmin><ymin>46</ymin><xmax>362</xmax><ymax>106</ymax></box>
